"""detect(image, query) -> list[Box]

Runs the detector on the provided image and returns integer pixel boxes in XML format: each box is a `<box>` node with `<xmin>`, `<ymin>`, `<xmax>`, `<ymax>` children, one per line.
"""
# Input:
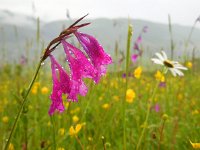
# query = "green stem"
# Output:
<box><xmin>50</xmin><ymin>116</ymin><xmax>57</xmax><ymax>150</ymax></box>
<box><xmin>102</xmin><ymin>136</ymin><xmax>106</xmax><ymax>150</ymax></box>
<box><xmin>4</xmin><ymin>59</ymin><xmax>43</xmax><ymax>150</ymax></box>
<box><xmin>158</xmin><ymin>119</ymin><xmax>166</xmax><ymax>150</ymax></box>
<box><xmin>22</xmin><ymin>107</ymin><xmax>28</xmax><ymax>150</ymax></box>
<box><xmin>185</xmin><ymin>21</ymin><xmax>197</xmax><ymax>49</ymax></box>
<box><xmin>136</xmin><ymin>80</ymin><xmax>160</xmax><ymax>150</ymax></box>
<box><xmin>184</xmin><ymin>19</ymin><xmax>197</xmax><ymax>61</ymax></box>
<box><xmin>75</xmin><ymin>135</ymin><xmax>84</xmax><ymax>150</ymax></box>
<box><xmin>168</xmin><ymin>14</ymin><xmax>174</xmax><ymax>60</ymax></box>
<box><xmin>123</xmin><ymin>24</ymin><xmax>133</xmax><ymax>150</ymax></box>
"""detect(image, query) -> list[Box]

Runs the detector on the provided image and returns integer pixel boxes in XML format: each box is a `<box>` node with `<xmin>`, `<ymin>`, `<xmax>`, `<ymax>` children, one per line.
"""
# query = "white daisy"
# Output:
<box><xmin>151</xmin><ymin>51</ymin><xmax>188</xmax><ymax>76</ymax></box>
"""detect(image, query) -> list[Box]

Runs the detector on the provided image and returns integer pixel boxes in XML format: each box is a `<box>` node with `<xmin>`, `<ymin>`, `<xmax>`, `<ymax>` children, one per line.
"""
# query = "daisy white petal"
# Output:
<box><xmin>151</xmin><ymin>58</ymin><xmax>164</xmax><ymax>65</ymax></box>
<box><xmin>173</xmin><ymin>68</ymin><xmax>184</xmax><ymax>76</ymax></box>
<box><xmin>174</xmin><ymin>64</ymin><xmax>188</xmax><ymax>70</ymax></box>
<box><xmin>155</xmin><ymin>52</ymin><xmax>165</xmax><ymax>61</ymax></box>
<box><xmin>171</xmin><ymin>61</ymin><xmax>179</xmax><ymax>64</ymax></box>
<box><xmin>161</xmin><ymin>51</ymin><xmax>168</xmax><ymax>60</ymax></box>
<box><xmin>169</xmin><ymin>68</ymin><xmax>177</xmax><ymax>76</ymax></box>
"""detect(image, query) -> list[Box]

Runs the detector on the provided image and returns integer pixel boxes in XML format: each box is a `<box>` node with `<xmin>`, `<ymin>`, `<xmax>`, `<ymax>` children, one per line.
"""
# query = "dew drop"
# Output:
<box><xmin>41</xmin><ymin>62</ymin><xmax>45</xmax><ymax>66</ymax></box>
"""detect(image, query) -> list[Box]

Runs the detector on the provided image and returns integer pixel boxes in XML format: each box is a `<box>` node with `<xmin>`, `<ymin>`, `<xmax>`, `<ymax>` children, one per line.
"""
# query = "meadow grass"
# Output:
<box><xmin>0</xmin><ymin>18</ymin><xmax>200</xmax><ymax>150</ymax></box>
<box><xmin>0</xmin><ymin>59</ymin><xmax>200</xmax><ymax>149</ymax></box>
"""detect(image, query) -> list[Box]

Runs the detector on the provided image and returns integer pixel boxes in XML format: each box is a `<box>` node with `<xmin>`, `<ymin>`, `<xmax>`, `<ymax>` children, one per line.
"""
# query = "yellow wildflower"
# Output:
<box><xmin>41</xmin><ymin>86</ymin><xmax>49</xmax><ymax>94</ymax></box>
<box><xmin>177</xmin><ymin>93</ymin><xmax>184</xmax><ymax>101</ymax></box>
<box><xmin>8</xmin><ymin>143</ymin><xmax>14</xmax><ymax>150</ymax></box>
<box><xmin>58</xmin><ymin>128</ymin><xmax>65</xmax><ymax>136</ymax></box>
<box><xmin>72</xmin><ymin>115</ymin><xmax>79</xmax><ymax>123</ymax></box>
<box><xmin>102</xmin><ymin>103</ymin><xmax>110</xmax><ymax>110</ymax></box>
<box><xmin>31</xmin><ymin>82</ymin><xmax>40</xmax><ymax>94</ymax></box>
<box><xmin>2</xmin><ymin>116</ymin><xmax>9</xmax><ymax>123</ymax></box>
<box><xmin>88</xmin><ymin>136</ymin><xmax>93</xmax><ymax>141</ymax></box>
<box><xmin>192</xmin><ymin>110</ymin><xmax>199</xmax><ymax>115</ymax></box>
<box><xmin>190</xmin><ymin>140</ymin><xmax>200</xmax><ymax>149</ymax></box>
<box><xmin>113</xmin><ymin>95</ymin><xmax>119</xmax><ymax>101</ymax></box>
<box><xmin>57</xmin><ymin>147</ymin><xmax>65</xmax><ymax>150</ymax></box>
<box><xmin>35</xmin><ymin>82</ymin><xmax>40</xmax><ymax>87</ymax></box>
<box><xmin>64</xmin><ymin>101</ymin><xmax>69</xmax><ymax>109</ymax></box>
<box><xmin>31</xmin><ymin>86</ymin><xmax>38</xmax><ymax>94</ymax></box>
<box><xmin>134</xmin><ymin>66</ymin><xmax>142</xmax><ymax>79</ymax></box>
<box><xmin>47</xmin><ymin>121</ymin><xmax>51</xmax><ymax>127</ymax></box>
<box><xmin>154</xmin><ymin>70</ymin><xmax>165</xmax><ymax>82</ymax></box>
<box><xmin>70</xmin><ymin>107</ymin><xmax>80</xmax><ymax>114</ymax></box>
<box><xmin>69</xmin><ymin>124</ymin><xmax>82</xmax><ymax>136</ymax></box>
<box><xmin>186</xmin><ymin>61</ymin><xmax>193</xmax><ymax>69</ymax></box>
<box><xmin>99</xmin><ymin>96</ymin><xmax>103</xmax><ymax>101</ymax></box>
<box><xmin>126</xmin><ymin>89</ymin><xmax>136</xmax><ymax>103</ymax></box>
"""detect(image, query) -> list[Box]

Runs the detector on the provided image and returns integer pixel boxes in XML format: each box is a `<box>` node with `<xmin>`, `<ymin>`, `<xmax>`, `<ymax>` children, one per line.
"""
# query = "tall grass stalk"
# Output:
<box><xmin>158</xmin><ymin>116</ymin><xmax>167</xmax><ymax>150</ymax></box>
<box><xmin>123</xmin><ymin>23</ymin><xmax>133</xmax><ymax>150</ymax></box>
<box><xmin>168</xmin><ymin>14</ymin><xmax>175</xmax><ymax>60</ymax></box>
<box><xmin>185</xmin><ymin>17</ymin><xmax>199</xmax><ymax>62</ymax></box>
<box><xmin>4</xmin><ymin>59</ymin><xmax>43</xmax><ymax>150</ymax></box>
<box><xmin>185</xmin><ymin>19</ymin><xmax>198</xmax><ymax>50</ymax></box>
<box><xmin>50</xmin><ymin>116</ymin><xmax>57</xmax><ymax>149</ymax></box>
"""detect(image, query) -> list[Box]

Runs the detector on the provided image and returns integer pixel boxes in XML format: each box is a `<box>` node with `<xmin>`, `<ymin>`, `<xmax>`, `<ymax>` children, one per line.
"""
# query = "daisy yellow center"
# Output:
<box><xmin>163</xmin><ymin>60</ymin><xmax>174</xmax><ymax>68</ymax></box>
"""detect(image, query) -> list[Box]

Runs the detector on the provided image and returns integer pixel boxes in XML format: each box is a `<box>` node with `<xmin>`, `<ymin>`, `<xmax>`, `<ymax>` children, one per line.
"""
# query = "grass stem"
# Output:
<box><xmin>4</xmin><ymin>59</ymin><xmax>43</xmax><ymax>150</ymax></box>
<box><xmin>136</xmin><ymin>80</ymin><xmax>160</xmax><ymax>150</ymax></box>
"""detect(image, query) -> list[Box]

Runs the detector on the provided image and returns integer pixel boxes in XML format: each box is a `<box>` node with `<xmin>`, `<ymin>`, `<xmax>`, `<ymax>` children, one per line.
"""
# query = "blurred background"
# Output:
<box><xmin>0</xmin><ymin>0</ymin><xmax>200</xmax><ymax>64</ymax></box>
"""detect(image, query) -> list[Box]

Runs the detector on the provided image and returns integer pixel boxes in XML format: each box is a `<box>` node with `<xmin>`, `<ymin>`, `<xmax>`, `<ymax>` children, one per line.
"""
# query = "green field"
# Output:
<box><xmin>0</xmin><ymin>20</ymin><xmax>200</xmax><ymax>150</ymax></box>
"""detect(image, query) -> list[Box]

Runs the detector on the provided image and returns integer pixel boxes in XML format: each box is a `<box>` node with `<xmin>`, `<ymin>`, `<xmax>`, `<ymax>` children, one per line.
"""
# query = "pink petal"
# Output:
<box><xmin>136</xmin><ymin>35</ymin><xmax>142</xmax><ymax>44</ymax></box>
<box><xmin>131</xmin><ymin>54</ymin><xmax>138</xmax><ymax>63</ymax></box>
<box><xmin>49</xmin><ymin>55</ymin><xmax>70</xmax><ymax>115</ymax></box>
<box><xmin>74</xmin><ymin>32</ymin><xmax>112</xmax><ymax>83</ymax></box>
<box><xmin>62</xmin><ymin>40</ymin><xmax>92</xmax><ymax>101</ymax></box>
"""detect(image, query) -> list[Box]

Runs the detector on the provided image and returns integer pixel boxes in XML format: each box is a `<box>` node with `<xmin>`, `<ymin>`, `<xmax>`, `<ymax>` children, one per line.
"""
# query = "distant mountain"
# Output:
<box><xmin>0</xmin><ymin>9</ymin><xmax>200</xmax><ymax>62</ymax></box>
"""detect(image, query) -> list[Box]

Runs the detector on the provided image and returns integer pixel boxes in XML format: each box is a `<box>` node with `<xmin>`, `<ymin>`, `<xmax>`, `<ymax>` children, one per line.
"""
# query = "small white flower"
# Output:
<box><xmin>151</xmin><ymin>51</ymin><xmax>187</xmax><ymax>76</ymax></box>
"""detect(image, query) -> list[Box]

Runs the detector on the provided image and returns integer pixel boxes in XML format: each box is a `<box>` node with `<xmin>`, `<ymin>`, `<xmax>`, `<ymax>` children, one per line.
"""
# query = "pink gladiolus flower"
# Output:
<box><xmin>45</xmin><ymin>16</ymin><xmax>113</xmax><ymax>115</ymax></box>
<box><xmin>49</xmin><ymin>55</ymin><xmax>71</xmax><ymax>115</ymax></box>
<box><xmin>62</xmin><ymin>40</ymin><xmax>98</xmax><ymax>101</ymax></box>
<box><xmin>74</xmin><ymin>32</ymin><xmax>112</xmax><ymax>83</ymax></box>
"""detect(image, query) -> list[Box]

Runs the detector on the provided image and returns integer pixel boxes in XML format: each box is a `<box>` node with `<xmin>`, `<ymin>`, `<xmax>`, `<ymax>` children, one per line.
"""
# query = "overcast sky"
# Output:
<box><xmin>0</xmin><ymin>0</ymin><xmax>200</xmax><ymax>26</ymax></box>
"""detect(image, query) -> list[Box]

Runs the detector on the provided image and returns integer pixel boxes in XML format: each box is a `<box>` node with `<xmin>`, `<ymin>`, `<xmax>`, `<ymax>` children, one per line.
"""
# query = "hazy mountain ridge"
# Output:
<box><xmin>0</xmin><ymin>9</ymin><xmax>200</xmax><ymax>62</ymax></box>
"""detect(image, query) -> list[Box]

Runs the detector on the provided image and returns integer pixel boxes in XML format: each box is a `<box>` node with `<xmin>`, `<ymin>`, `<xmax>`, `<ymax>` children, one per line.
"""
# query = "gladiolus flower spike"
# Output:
<box><xmin>131</xmin><ymin>26</ymin><xmax>148</xmax><ymax>63</ymax></box>
<box><xmin>46</xmin><ymin>15</ymin><xmax>112</xmax><ymax>115</ymax></box>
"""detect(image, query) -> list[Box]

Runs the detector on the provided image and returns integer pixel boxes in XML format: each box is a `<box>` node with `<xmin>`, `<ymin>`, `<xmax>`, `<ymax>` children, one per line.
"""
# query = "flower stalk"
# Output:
<box><xmin>123</xmin><ymin>23</ymin><xmax>133</xmax><ymax>150</ymax></box>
